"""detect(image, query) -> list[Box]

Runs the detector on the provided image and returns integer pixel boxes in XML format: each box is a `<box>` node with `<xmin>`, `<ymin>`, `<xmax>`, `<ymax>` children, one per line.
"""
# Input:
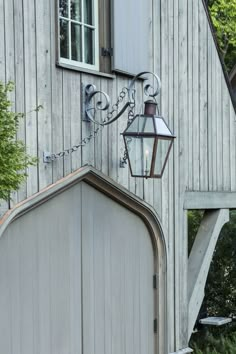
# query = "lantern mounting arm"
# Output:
<box><xmin>83</xmin><ymin>71</ymin><xmax>161</xmax><ymax>126</ymax></box>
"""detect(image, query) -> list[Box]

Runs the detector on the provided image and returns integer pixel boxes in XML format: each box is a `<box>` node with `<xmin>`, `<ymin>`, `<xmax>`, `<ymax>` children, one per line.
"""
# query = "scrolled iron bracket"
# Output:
<box><xmin>83</xmin><ymin>71</ymin><xmax>161</xmax><ymax>126</ymax></box>
<box><xmin>83</xmin><ymin>84</ymin><xmax>110</xmax><ymax>124</ymax></box>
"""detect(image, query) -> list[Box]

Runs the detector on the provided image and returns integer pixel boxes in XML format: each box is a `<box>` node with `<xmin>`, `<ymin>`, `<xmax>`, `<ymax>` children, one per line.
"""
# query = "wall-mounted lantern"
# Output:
<box><xmin>122</xmin><ymin>100</ymin><xmax>175</xmax><ymax>178</ymax></box>
<box><xmin>44</xmin><ymin>72</ymin><xmax>175</xmax><ymax>179</ymax></box>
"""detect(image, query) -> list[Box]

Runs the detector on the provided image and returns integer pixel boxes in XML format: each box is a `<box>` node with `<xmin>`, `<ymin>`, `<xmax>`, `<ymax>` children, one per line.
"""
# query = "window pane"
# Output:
<box><xmin>71</xmin><ymin>23</ymin><xmax>82</xmax><ymax>61</ymax></box>
<box><xmin>71</xmin><ymin>0</ymin><xmax>81</xmax><ymax>21</ymax></box>
<box><xmin>84</xmin><ymin>27</ymin><xmax>94</xmax><ymax>64</ymax></box>
<box><xmin>60</xmin><ymin>19</ymin><xmax>69</xmax><ymax>59</ymax></box>
<box><xmin>154</xmin><ymin>139</ymin><xmax>172</xmax><ymax>176</ymax></box>
<box><xmin>59</xmin><ymin>0</ymin><xmax>68</xmax><ymax>18</ymax></box>
<box><xmin>84</xmin><ymin>0</ymin><xmax>93</xmax><ymax>25</ymax></box>
<box><xmin>125</xmin><ymin>137</ymin><xmax>154</xmax><ymax>177</ymax></box>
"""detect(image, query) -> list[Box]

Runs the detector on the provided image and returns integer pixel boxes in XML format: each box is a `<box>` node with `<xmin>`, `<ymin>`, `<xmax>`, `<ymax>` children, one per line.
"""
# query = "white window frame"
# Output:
<box><xmin>58</xmin><ymin>0</ymin><xmax>99</xmax><ymax>71</ymax></box>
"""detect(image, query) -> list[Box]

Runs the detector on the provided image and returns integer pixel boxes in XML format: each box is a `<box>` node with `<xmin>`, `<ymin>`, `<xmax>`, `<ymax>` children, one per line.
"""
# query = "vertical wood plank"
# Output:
<box><xmin>178</xmin><ymin>0</ymin><xmax>188</xmax><ymax>347</ymax></box>
<box><xmin>81</xmin><ymin>74</ymin><xmax>99</xmax><ymax>167</ymax></box>
<box><xmin>23</xmin><ymin>0</ymin><xmax>38</xmax><ymax>196</ymax></box>
<box><xmin>108</xmin><ymin>76</ymin><xmax>119</xmax><ymax>181</ymax></box>
<box><xmin>160</xmin><ymin>0</ymin><xmax>169</xmax><ymax>237</ymax></box>
<box><xmin>5</xmin><ymin>0</ymin><xmax>18</xmax><ymax>208</ymax></box>
<box><xmin>230</xmin><ymin>102</ymin><xmax>236</xmax><ymax>190</ymax></box>
<box><xmin>153</xmin><ymin>0</ymin><xmax>162</xmax><ymax>219</ymax></box>
<box><xmin>199</xmin><ymin>3</ymin><xmax>208</xmax><ymax>191</ymax></box>
<box><xmin>207</xmin><ymin>22</ymin><xmax>213</xmax><ymax>191</ymax></box>
<box><xmin>14</xmin><ymin>0</ymin><xmax>27</xmax><ymax>202</ymax></box>
<box><xmin>36</xmin><ymin>0</ymin><xmax>53</xmax><ymax>190</ymax></box>
<box><xmin>0</xmin><ymin>231</ymin><xmax>11</xmax><ymax>354</ymax></box>
<box><xmin>4</xmin><ymin>0</ymin><xmax>15</xmax><ymax>83</ymax></box>
<box><xmin>71</xmin><ymin>74</ymin><xmax>82</xmax><ymax>172</ymax></box>
<box><xmin>62</xmin><ymin>71</ymin><xmax>73</xmax><ymax>175</ymax></box>
<box><xmin>216</xmin><ymin>60</ymin><xmax>223</xmax><ymax>190</ymax></box>
<box><xmin>167</xmin><ymin>0</ymin><xmax>175</xmax><ymax>350</ymax></box>
<box><xmin>117</xmin><ymin>77</ymin><xmax>129</xmax><ymax>189</ymax></box>
<box><xmin>81</xmin><ymin>182</ymin><xmax>95</xmax><ymax>354</ymax></box>
<box><xmin>0</xmin><ymin>0</ymin><xmax>5</xmax><ymax>82</ymax></box>
<box><xmin>173</xmin><ymin>0</ymin><xmax>180</xmax><ymax>348</ymax></box>
<box><xmin>222</xmin><ymin>73</ymin><xmax>230</xmax><ymax>190</ymax></box>
<box><xmin>100</xmin><ymin>79</ymin><xmax>109</xmax><ymax>176</ymax></box>
<box><xmin>0</xmin><ymin>0</ymin><xmax>9</xmax><ymax>216</ymax></box>
<box><xmin>192</xmin><ymin>0</ymin><xmax>200</xmax><ymax>190</ymax></box>
<box><xmin>188</xmin><ymin>0</ymin><xmax>193</xmax><ymax>191</ymax></box>
<box><xmin>50</xmin><ymin>0</ymin><xmax>64</xmax><ymax>183</ymax></box>
<box><xmin>211</xmin><ymin>40</ymin><xmax>217</xmax><ymax>190</ymax></box>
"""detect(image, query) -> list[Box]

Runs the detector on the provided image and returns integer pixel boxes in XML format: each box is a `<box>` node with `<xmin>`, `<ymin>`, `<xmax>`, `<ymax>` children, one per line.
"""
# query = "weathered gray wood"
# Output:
<box><xmin>36</xmin><ymin>0</ymin><xmax>53</xmax><ymax>190</ymax></box>
<box><xmin>0</xmin><ymin>0</ymin><xmax>5</xmax><ymax>82</ymax></box>
<box><xmin>14</xmin><ymin>0</ymin><xmax>27</xmax><ymax>202</ymax></box>
<box><xmin>192</xmin><ymin>0</ymin><xmax>200</xmax><ymax>190</ymax></box>
<box><xmin>82</xmin><ymin>181</ymin><xmax>155</xmax><ymax>354</ymax></box>
<box><xmin>111</xmin><ymin>0</ymin><xmax>151</xmax><ymax>75</ymax></box>
<box><xmin>184</xmin><ymin>191</ymin><xmax>236</xmax><ymax>209</ymax></box>
<box><xmin>50</xmin><ymin>0</ymin><xmax>64</xmax><ymax>183</ymax></box>
<box><xmin>199</xmin><ymin>3</ymin><xmax>208</xmax><ymax>190</ymax></box>
<box><xmin>173</xmin><ymin>0</ymin><xmax>181</xmax><ymax>349</ymax></box>
<box><xmin>23</xmin><ymin>0</ymin><xmax>38</xmax><ymax>195</ymax></box>
<box><xmin>188</xmin><ymin>209</ymin><xmax>229</xmax><ymax>338</ymax></box>
<box><xmin>230</xmin><ymin>102</ymin><xmax>236</xmax><ymax>190</ymax></box>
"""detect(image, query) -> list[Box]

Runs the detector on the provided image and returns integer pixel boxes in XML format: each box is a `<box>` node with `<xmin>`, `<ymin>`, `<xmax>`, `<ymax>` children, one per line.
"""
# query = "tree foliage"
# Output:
<box><xmin>189</xmin><ymin>210</ymin><xmax>236</xmax><ymax>348</ymax></box>
<box><xmin>208</xmin><ymin>0</ymin><xmax>236</xmax><ymax>72</ymax></box>
<box><xmin>0</xmin><ymin>82</ymin><xmax>37</xmax><ymax>201</ymax></box>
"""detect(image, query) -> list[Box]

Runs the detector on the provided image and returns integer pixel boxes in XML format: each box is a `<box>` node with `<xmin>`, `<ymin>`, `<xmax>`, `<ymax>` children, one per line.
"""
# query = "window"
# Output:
<box><xmin>59</xmin><ymin>0</ymin><xmax>99</xmax><ymax>70</ymax></box>
<box><xmin>57</xmin><ymin>0</ymin><xmax>151</xmax><ymax>75</ymax></box>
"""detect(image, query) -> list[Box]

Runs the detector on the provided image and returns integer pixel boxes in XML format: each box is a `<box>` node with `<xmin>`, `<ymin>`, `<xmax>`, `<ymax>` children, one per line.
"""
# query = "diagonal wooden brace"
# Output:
<box><xmin>188</xmin><ymin>209</ymin><xmax>229</xmax><ymax>339</ymax></box>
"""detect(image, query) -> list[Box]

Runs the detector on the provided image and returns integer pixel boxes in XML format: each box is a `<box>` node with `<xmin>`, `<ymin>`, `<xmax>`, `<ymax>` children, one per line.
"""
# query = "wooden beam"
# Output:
<box><xmin>184</xmin><ymin>191</ymin><xmax>236</xmax><ymax>209</ymax></box>
<box><xmin>188</xmin><ymin>209</ymin><xmax>229</xmax><ymax>339</ymax></box>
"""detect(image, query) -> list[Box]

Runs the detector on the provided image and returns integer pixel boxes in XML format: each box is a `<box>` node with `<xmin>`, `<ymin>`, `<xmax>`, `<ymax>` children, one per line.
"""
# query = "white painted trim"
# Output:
<box><xmin>184</xmin><ymin>191</ymin><xmax>236</xmax><ymax>209</ymax></box>
<box><xmin>169</xmin><ymin>348</ymin><xmax>193</xmax><ymax>354</ymax></box>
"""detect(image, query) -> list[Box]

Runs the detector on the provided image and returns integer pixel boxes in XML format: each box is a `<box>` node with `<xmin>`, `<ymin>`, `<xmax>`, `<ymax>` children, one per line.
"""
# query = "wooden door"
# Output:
<box><xmin>0</xmin><ymin>180</ymin><xmax>156</xmax><ymax>354</ymax></box>
<box><xmin>81</xmin><ymin>182</ymin><xmax>155</xmax><ymax>354</ymax></box>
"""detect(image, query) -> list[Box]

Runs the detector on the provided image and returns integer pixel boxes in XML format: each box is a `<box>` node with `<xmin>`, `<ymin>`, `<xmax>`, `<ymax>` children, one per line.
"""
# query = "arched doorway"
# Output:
<box><xmin>0</xmin><ymin>166</ymin><xmax>167</xmax><ymax>354</ymax></box>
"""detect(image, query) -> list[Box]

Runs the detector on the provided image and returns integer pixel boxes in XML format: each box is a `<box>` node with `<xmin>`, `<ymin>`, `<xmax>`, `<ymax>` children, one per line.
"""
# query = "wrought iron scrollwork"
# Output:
<box><xmin>84</xmin><ymin>71</ymin><xmax>161</xmax><ymax>126</ymax></box>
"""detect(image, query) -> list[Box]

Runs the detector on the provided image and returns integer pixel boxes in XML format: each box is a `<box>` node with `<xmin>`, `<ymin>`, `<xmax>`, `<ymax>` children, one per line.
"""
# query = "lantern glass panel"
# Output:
<box><xmin>125</xmin><ymin>115</ymin><xmax>155</xmax><ymax>134</ymax></box>
<box><xmin>154</xmin><ymin>116</ymin><xmax>173</xmax><ymax>136</ymax></box>
<box><xmin>154</xmin><ymin>138</ymin><xmax>172</xmax><ymax>176</ymax></box>
<box><xmin>124</xmin><ymin>136</ymin><xmax>154</xmax><ymax>177</ymax></box>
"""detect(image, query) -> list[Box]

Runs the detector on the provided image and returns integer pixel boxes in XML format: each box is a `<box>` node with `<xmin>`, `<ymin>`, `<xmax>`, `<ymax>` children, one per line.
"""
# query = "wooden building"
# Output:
<box><xmin>0</xmin><ymin>0</ymin><xmax>235</xmax><ymax>353</ymax></box>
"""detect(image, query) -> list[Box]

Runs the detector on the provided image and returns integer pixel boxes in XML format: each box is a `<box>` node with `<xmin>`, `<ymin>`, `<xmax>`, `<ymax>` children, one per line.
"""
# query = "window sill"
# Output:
<box><xmin>56</xmin><ymin>61</ymin><xmax>116</xmax><ymax>79</ymax></box>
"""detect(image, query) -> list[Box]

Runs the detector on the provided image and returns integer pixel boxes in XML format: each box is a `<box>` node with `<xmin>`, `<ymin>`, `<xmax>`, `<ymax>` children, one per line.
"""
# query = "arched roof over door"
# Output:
<box><xmin>0</xmin><ymin>166</ymin><xmax>168</xmax><ymax>354</ymax></box>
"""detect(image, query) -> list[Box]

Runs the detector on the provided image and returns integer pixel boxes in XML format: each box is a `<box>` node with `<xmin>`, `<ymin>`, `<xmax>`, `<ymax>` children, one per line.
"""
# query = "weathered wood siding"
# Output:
<box><xmin>0</xmin><ymin>0</ymin><xmax>235</xmax><ymax>352</ymax></box>
<box><xmin>0</xmin><ymin>181</ymin><xmax>155</xmax><ymax>354</ymax></box>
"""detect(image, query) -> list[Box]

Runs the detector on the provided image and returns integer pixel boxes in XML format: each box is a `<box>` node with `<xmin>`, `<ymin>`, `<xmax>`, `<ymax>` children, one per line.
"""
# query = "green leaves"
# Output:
<box><xmin>189</xmin><ymin>210</ymin><xmax>236</xmax><ymax>350</ymax></box>
<box><xmin>209</xmin><ymin>0</ymin><xmax>236</xmax><ymax>72</ymax></box>
<box><xmin>0</xmin><ymin>82</ymin><xmax>37</xmax><ymax>201</ymax></box>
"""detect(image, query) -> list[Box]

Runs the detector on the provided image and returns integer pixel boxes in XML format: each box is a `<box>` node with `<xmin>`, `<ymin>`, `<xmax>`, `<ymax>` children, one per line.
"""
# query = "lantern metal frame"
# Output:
<box><xmin>122</xmin><ymin>108</ymin><xmax>175</xmax><ymax>178</ymax></box>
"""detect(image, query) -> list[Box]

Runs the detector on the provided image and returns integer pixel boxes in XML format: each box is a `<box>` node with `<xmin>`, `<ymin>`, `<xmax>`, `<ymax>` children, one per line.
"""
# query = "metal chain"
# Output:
<box><xmin>48</xmin><ymin>87</ymin><xmax>130</xmax><ymax>162</ymax></box>
<box><xmin>106</xmin><ymin>87</ymin><xmax>128</xmax><ymax>122</ymax></box>
<box><xmin>49</xmin><ymin>126</ymin><xmax>101</xmax><ymax>161</ymax></box>
<box><xmin>120</xmin><ymin>101</ymin><xmax>135</xmax><ymax>167</ymax></box>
